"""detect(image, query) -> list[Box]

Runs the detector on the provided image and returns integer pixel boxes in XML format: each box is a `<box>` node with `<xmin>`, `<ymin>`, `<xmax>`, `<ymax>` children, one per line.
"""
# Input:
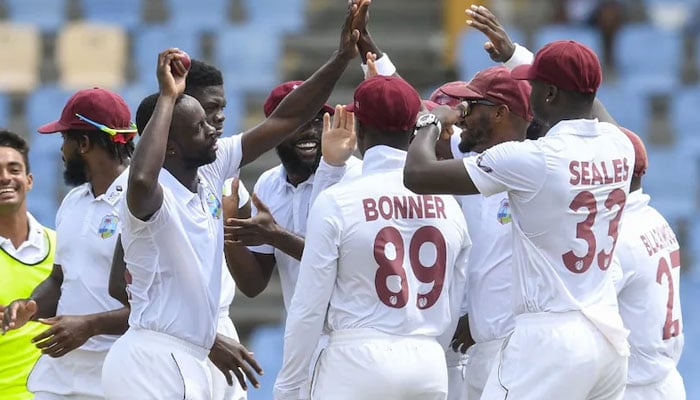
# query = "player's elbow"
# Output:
<box><xmin>403</xmin><ymin>166</ymin><xmax>430</xmax><ymax>194</ymax></box>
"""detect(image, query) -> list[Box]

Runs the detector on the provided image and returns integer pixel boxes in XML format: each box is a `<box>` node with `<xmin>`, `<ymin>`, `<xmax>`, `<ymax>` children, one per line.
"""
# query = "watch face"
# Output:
<box><xmin>417</xmin><ymin>114</ymin><xmax>437</xmax><ymax>126</ymax></box>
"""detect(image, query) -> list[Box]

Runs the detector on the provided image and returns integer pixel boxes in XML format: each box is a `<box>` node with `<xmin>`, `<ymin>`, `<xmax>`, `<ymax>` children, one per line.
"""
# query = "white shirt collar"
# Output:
<box><xmin>0</xmin><ymin>212</ymin><xmax>48</xmax><ymax>257</ymax></box>
<box><xmin>624</xmin><ymin>189</ymin><xmax>650</xmax><ymax>214</ymax></box>
<box><xmin>361</xmin><ymin>145</ymin><xmax>406</xmax><ymax>174</ymax></box>
<box><xmin>278</xmin><ymin>165</ymin><xmax>315</xmax><ymax>189</ymax></box>
<box><xmin>73</xmin><ymin>167</ymin><xmax>130</xmax><ymax>206</ymax></box>
<box><xmin>546</xmin><ymin>118</ymin><xmax>602</xmax><ymax>138</ymax></box>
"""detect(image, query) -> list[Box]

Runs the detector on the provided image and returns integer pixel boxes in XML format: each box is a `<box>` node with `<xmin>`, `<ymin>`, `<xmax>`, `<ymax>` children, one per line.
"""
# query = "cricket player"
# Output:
<box><xmin>102</xmin><ymin>4</ymin><xmax>362</xmax><ymax>396</ymax></box>
<box><xmin>274</xmin><ymin>75</ymin><xmax>471</xmax><ymax>400</ymax></box>
<box><xmin>404</xmin><ymin>40</ymin><xmax>632</xmax><ymax>399</ymax></box>
<box><xmin>2</xmin><ymin>88</ymin><xmax>135</xmax><ymax>400</ymax></box>
<box><xmin>614</xmin><ymin>128</ymin><xmax>686</xmax><ymax>400</ymax></box>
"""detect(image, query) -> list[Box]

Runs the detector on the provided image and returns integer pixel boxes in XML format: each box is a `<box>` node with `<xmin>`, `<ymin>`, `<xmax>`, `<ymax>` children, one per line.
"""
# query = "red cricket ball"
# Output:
<box><xmin>171</xmin><ymin>51</ymin><xmax>191</xmax><ymax>76</ymax></box>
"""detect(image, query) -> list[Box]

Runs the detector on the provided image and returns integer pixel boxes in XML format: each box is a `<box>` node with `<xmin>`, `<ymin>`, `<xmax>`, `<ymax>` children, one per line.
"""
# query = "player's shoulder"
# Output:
<box><xmin>60</xmin><ymin>183</ymin><xmax>91</xmax><ymax>207</ymax></box>
<box><xmin>254</xmin><ymin>164</ymin><xmax>285</xmax><ymax>189</ymax></box>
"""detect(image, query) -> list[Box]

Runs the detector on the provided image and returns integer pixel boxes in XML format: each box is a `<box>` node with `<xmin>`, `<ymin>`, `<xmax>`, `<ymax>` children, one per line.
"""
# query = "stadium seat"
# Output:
<box><xmin>595</xmin><ymin>83</ymin><xmax>648</xmax><ymax>140</ymax></box>
<box><xmin>533</xmin><ymin>24</ymin><xmax>602</xmax><ymax>56</ymax></box>
<box><xmin>163</xmin><ymin>0</ymin><xmax>229</xmax><ymax>33</ymax></box>
<box><xmin>132</xmin><ymin>26</ymin><xmax>201</xmax><ymax>86</ymax></box>
<box><xmin>56</xmin><ymin>23</ymin><xmax>128</xmax><ymax>90</ymax></box>
<box><xmin>25</xmin><ymin>86</ymin><xmax>73</xmax><ymax>229</ymax></box>
<box><xmin>214</xmin><ymin>27</ymin><xmax>281</xmax><ymax>94</ymax></box>
<box><xmin>615</xmin><ymin>24</ymin><xmax>682</xmax><ymax>85</ymax></box>
<box><xmin>6</xmin><ymin>0</ymin><xmax>66</xmax><ymax>32</ymax></box>
<box><xmin>222</xmin><ymin>84</ymin><xmax>244</xmax><ymax>136</ymax></box>
<box><xmin>0</xmin><ymin>23</ymin><xmax>41</xmax><ymax>93</ymax></box>
<box><xmin>242</xmin><ymin>0</ymin><xmax>305</xmax><ymax>34</ymax></box>
<box><xmin>644</xmin><ymin>146</ymin><xmax>697</xmax><ymax>222</ymax></box>
<box><xmin>456</xmin><ymin>26</ymin><xmax>525</xmax><ymax>81</ymax></box>
<box><xmin>80</xmin><ymin>0</ymin><xmax>143</xmax><ymax>30</ymax></box>
<box><xmin>247</xmin><ymin>324</ymin><xmax>284</xmax><ymax>400</ymax></box>
<box><xmin>0</xmin><ymin>93</ymin><xmax>9</xmax><ymax>128</ymax></box>
<box><xmin>670</xmin><ymin>86</ymin><xmax>700</xmax><ymax>149</ymax></box>
<box><xmin>119</xmin><ymin>83</ymin><xmax>155</xmax><ymax>122</ymax></box>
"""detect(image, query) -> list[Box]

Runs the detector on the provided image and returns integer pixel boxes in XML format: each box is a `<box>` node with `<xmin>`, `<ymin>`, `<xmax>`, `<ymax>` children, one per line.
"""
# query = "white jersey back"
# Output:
<box><xmin>317</xmin><ymin>147</ymin><xmax>470</xmax><ymax>336</ymax></box>
<box><xmin>615</xmin><ymin>190</ymin><xmax>683</xmax><ymax>385</ymax></box>
<box><xmin>464</xmin><ymin>119</ymin><xmax>634</xmax><ymax>315</ymax></box>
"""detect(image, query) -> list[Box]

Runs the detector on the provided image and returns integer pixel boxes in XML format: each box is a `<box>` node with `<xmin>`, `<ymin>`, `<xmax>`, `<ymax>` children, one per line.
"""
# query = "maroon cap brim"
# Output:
<box><xmin>322</xmin><ymin>104</ymin><xmax>335</xmax><ymax>115</ymax></box>
<box><xmin>37</xmin><ymin>120</ymin><xmax>69</xmax><ymax>134</ymax></box>
<box><xmin>511</xmin><ymin>64</ymin><xmax>536</xmax><ymax>81</ymax></box>
<box><xmin>422</xmin><ymin>99</ymin><xmax>440</xmax><ymax>111</ymax></box>
<box><xmin>440</xmin><ymin>83</ymin><xmax>484</xmax><ymax>100</ymax></box>
<box><xmin>345</xmin><ymin>102</ymin><xmax>356</xmax><ymax>112</ymax></box>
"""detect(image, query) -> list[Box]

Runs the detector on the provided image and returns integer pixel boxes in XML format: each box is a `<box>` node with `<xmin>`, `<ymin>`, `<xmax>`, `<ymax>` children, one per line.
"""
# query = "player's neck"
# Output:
<box><xmin>0</xmin><ymin>206</ymin><xmax>30</xmax><ymax>248</ymax></box>
<box><xmin>164</xmin><ymin>161</ymin><xmax>200</xmax><ymax>193</ymax></box>
<box><xmin>88</xmin><ymin>159</ymin><xmax>128</xmax><ymax>197</ymax></box>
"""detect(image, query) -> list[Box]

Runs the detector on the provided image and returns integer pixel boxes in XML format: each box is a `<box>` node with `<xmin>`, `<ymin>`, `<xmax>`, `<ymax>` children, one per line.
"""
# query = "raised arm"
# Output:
<box><xmin>238</xmin><ymin>3</ymin><xmax>360</xmax><ymax>167</ymax></box>
<box><xmin>404</xmin><ymin>106</ymin><xmax>481</xmax><ymax>195</ymax></box>
<box><xmin>127</xmin><ymin>49</ymin><xmax>188</xmax><ymax>220</ymax></box>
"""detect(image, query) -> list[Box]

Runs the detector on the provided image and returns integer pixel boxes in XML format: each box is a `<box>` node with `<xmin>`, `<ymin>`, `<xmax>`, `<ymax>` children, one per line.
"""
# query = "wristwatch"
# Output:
<box><xmin>414</xmin><ymin>113</ymin><xmax>442</xmax><ymax>137</ymax></box>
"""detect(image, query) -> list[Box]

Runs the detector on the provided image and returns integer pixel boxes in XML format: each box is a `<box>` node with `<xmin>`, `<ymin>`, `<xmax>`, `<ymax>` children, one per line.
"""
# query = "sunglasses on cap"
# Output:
<box><xmin>459</xmin><ymin>99</ymin><xmax>499</xmax><ymax>118</ymax></box>
<box><xmin>75</xmin><ymin>113</ymin><xmax>137</xmax><ymax>143</ymax></box>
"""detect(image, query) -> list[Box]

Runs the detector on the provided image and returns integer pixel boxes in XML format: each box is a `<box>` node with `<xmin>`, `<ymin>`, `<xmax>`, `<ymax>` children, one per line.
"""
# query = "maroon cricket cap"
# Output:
<box><xmin>429</xmin><ymin>81</ymin><xmax>468</xmax><ymax>108</ymax></box>
<box><xmin>511</xmin><ymin>40</ymin><xmax>602</xmax><ymax>94</ymax></box>
<box><xmin>619</xmin><ymin>127</ymin><xmax>648</xmax><ymax>177</ymax></box>
<box><xmin>263</xmin><ymin>81</ymin><xmax>334</xmax><ymax>118</ymax></box>
<box><xmin>38</xmin><ymin>87</ymin><xmax>134</xmax><ymax>143</ymax></box>
<box><xmin>346</xmin><ymin>76</ymin><xmax>421</xmax><ymax>132</ymax></box>
<box><xmin>441</xmin><ymin>66</ymin><xmax>533</xmax><ymax>121</ymax></box>
<box><xmin>422</xmin><ymin>99</ymin><xmax>440</xmax><ymax>111</ymax></box>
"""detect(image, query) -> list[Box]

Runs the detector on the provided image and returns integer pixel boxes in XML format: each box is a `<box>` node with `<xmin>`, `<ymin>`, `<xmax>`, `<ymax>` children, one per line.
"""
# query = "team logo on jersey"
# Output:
<box><xmin>206</xmin><ymin>192</ymin><xmax>222</xmax><ymax>219</ymax></box>
<box><xmin>497</xmin><ymin>198</ymin><xmax>512</xmax><ymax>225</ymax></box>
<box><xmin>476</xmin><ymin>154</ymin><xmax>493</xmax><ymax>173</ymax></box>
<box><xmin>98</xmin><ymin>214</ymin><xmax>119</xmax><ymax>239</ymax></box>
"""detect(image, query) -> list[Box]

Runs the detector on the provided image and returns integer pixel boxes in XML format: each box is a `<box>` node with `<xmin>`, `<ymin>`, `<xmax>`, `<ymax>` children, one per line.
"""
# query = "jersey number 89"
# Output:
<box><xmin>373</xmin><ymin>226</ymin><xmax>446</xmax><ymax>310</ymax></box>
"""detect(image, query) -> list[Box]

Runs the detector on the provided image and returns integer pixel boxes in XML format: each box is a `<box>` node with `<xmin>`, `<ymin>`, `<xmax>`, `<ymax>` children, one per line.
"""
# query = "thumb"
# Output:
<box><xmin>351</xmin><ymin>29</ymin><xmax>360</xmax><ymax>44</ymax></box>
<box><xmin>230</xmin><ymin>177</ymin><xmax>240</xmax><ymax>196</ymax></box>
<box><xmin>251</xmin><ymin>193</ymin><xmax>270</xmax><ymax>213</ymax></box>
<box><xmin>37</xmin><ymin>316</ymin><xmax>58</xmax><ymax>325</ymax></box>
<box><xmin>484</xmin><ymin>42</ymin><xmax>499</xmax><ymax>56</ymax></box>
<box><xmin>323</xmin><ymin>112</ymin><xmax>331</xmax><ymax>135</ymax></box>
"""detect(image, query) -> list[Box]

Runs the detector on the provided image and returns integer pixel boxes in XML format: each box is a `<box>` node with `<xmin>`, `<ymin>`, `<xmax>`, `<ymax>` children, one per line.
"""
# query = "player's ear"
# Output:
<box><xmin>546</xmin><ymin>84</ymin><xmax>558</xmax><ymax>104</ymax></box>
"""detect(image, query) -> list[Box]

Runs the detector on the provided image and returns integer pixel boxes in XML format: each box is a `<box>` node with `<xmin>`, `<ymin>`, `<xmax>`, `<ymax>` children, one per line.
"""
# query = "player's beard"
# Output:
<box><xmin>458</xmin><ymin>114</ymin><xmax>493</xmax><ymax>153</ymax></box>
<box><xmin>63</xmin><ymin>153</ymin><xmax>88</xmax><ymax>186</ymax></box>
<box><xmin>276</xmin><ymin>143</ymin><xmax>321</xmax><ymax>180</ymax></box>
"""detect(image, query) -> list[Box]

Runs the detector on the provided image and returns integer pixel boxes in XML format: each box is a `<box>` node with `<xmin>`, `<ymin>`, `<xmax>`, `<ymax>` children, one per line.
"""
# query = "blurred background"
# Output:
<box><xmin>2</xmin><ymin>0</ymin><xmax>697</xmax><ymax>398</ymax></box>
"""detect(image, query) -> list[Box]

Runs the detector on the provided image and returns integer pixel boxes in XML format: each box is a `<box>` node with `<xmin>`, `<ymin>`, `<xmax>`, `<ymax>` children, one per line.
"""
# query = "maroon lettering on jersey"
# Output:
<box><xmin>362</xmin><ymin>195</ymin><xmax>448</xmax><ymax>221</ymax></box>
<box><xmin>569</xmin><ymin>158</ymin><xmax>630</xmax><ymax>186</ymax></box>
<box><xmin>639</xmin><ymin>222</ymin><xmax>679</xmax><ymax>256</ymax></box>
<box><xmin>569</xmin><ymin>161</ymin><xmax>581</xmax><ymax>185</ymax></box>
<box><xmin>363</xmin><ymin>198</ymin><xmax>378</xmax><ymax>221</ymax></box>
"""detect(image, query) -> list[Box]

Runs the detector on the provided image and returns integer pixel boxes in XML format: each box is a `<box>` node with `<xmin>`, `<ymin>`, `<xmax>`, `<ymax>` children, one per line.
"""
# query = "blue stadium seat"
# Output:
<box><xmin>163</xmin><ymin>0</ymin><xmax>228</xmax><ymax>33</ymax></box>
<box><xmin>6</xmin><ymin>0</ymin><xmax>66</xmax><ymax>32</ymax></box>
<box><xmin>533</xmin><ymin>24</ymin><xmax>602</xmax><ymax>56</ymax></box>
<box><xmin>131</xmin><ymin>27</ymin><xmax>201</xmax><ymax>86</ymax></box>
<box><xmin>80</xmin><ymin>0</ymin><xmax>142</xmax><ymax>30</ymax></box>
<box><xmin>25</xmin><ymin>86</ymin><xmax>72</xmax><ymax>228</ymax></box>
<box><xmin>644</xmin><ymin>146</ymin><xmax>697</xmax><ymax>222</ymax></box>
<box><xmin>242</xmin><ymin>0</ymin><xmax>305</xmax><ymax>34</ymax></box>
<box><xmin>247</xmin><ymin>324</ymin><xmax>284</xmax><ymax>400</ymax></box>
<box><xmin>595</xmin><ymin>83</ymin><xmax>648</xmax><ymax>140</ymax></box>
<box><xmin>670</xmin><ymin>86</ymin><xmax>700</xmax><ymax>149</ymax></box>
<box><xmin>119</xmin><ymin>84</ymin><xmax>154</xmax><ymax>124</ymax></box>
<box><xmin>0</xmin><ymin>94</ymin><xmax>11</xmax><ymax>129</ymax></box>
<box><xmin>214</xmin><ymin>27</ymin><xmax>281</xmax><ymax>94</ymax></box>
<box><xmin>457</xmin><ymin>27</ymin><xmax>525</xmax><ymax>81</ymax></box>
<box><xmin>221</xmin><ymin>85</ymin><xmax>244</xmax><ymax>136</ymax></box>
<box><xmin>615</xmin><ymin>24</ymin><xmax>682</xmax><ymax>85</ymax></box>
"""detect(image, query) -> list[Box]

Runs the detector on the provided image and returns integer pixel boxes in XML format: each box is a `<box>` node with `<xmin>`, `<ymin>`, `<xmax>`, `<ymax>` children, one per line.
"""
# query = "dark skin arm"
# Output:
<box><xmin>2</xmin><ymin>263</ymin><xmax>62</xmax><ymax>334</ymax></box>
<box><xmin>108</xmin><ymin>235</ymin><xmax>128</xmax><ymax>307</ymax></box>
<box><xmin>238</xmin><ymin>3</ymin><xmax>361</xmax><ymax>167</ymax></box>
<box><xmin>404</xmin><ymin>105</ymin><xmax>481</xmax><ymax>195</ymax></box>
<box><xmin>127</xmin><ymin>48</ymin><xmax>188</xmax><ymax>220</ymax></box>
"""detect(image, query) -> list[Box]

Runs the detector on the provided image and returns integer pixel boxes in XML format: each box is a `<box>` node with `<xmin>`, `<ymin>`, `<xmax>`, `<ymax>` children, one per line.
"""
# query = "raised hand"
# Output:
<box><xmin>208</xmin><ymin>333</ymin><xmax>263</xmax><ymax>390</ymax></box>
<box><xmin>431</xmin><ymin>104</ymin><xmax>466</xmax><ymax>127</ymax></box>
<box><xmin>322</xmin><ymin>105</ymin><xmax>356</xmax><ymax>166</ymax></box>
<box><xmin>156</xmin><ymin>48</ymin><xmax>188</xmax><ymax>98</ymax></box>
<box><xmin>1</xmin><ymin>298</ymin><xmax>37</xmax><ymax>334</ymax></box>
<box><xmin>225</xmin><ymin>194</ymin><xmax>279</xmax><ymax>247</ymax></box>
<box><xmin>338</xmin><ymin>0</ymin><xmax>361</xmax><ymax>60</ymax></box>
<box><xmin>351</xmin><ymin>0</ymin><xmax>371</xmax><ymax>35</ymax></box>
<box><xmin>32</xmin><ymin>315</ymin><xmax>95</xmax><ymax>358</ymax></box>
<box><xmin>466</xmin><ymin>4</ymin><xmax>516</xmax><ymax>63</ymax></box>
<box><xmin>222</xmin><ymin>177</ymin><xmax>241</xmax><ymax>221</ymax></box>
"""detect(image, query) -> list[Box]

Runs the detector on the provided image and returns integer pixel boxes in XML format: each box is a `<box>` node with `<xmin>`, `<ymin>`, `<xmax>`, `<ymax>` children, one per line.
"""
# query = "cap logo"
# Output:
<box><xmin>354</xmin><ymin>100</ymin><xmax>360</xmax><ymax>110</ymax></box>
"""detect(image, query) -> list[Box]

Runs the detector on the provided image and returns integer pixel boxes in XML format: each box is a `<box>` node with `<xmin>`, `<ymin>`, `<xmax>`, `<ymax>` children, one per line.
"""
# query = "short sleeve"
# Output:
<box><xmin>200</xmin><ymin>134</ymin><xmax>244</xmax><ymax>189</ymax></box>
<box><xmin>121</xmin><ymin>186</ymin><xmax>173</xmax><ymax>236</ymax></box>
<box><xmin>462</xmin><ymin>140</ymin><xmax>547</xmax><ymax>199</ymax></box>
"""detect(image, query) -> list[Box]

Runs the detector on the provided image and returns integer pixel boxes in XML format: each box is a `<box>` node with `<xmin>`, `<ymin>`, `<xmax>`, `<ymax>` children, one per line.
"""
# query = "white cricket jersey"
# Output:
<box><xmin>463</xmin><ymin>119</ymin><xmax>634</xmax><ymax>319</ymax></box>
<box><xmin>275</xmin><ymin>145</ymin><xmax>471</xmax><ymax>400</ymax></box>
<box><xmin>458</xmin><ymin>189</ymin><xmax>515</xmax><ymax>343</ymax></box>
<box><xmin>308</xmin><ymin>156</ymin><xmax>363</xmax><ymax>208</ymax></box>
<box><xmin>0</xmin><ymin>212</ymin><xmax>49</xmax><ymax>264</ymax></box>
<box><xmin>247</xmin><ymin>164</ymin><xmax>315</xmax><ymax>310</ymax></box>
<box><xmin>220</xmin><ymin>179</ymin><xmax>250</xmax><ymax>317</ymax></box>
<box><xmin>614</xmin><ymin>189</ymin><xmax>684</xmax><ymax>385</ymax></box>
<box><xmin>121</xmin><ymin>135</ymin><xmax>243</xmax><ymax>349</ymax></box>
<box><xmin>54</xmin><ymin>169</ymin><xmax>129</xmax><ymax>352</ymax></box>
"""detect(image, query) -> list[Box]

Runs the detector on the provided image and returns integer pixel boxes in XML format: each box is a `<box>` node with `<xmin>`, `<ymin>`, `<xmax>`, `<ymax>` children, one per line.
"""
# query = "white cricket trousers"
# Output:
<box><xmin>445</xmin><ymin>348</ymin><xmax>468</xmax><ymax>400</ymax></box>
<box><xmin>309</xmin><ymin>328</ymin><xmax>448</xmax><ymax>400</ymax></box>
<box><xmin>624</xmin><ymin>368</ymin><xmax>686</xmax><ymax>400</ymax></box>
<box><xmin>481</xmin><ymin>311</ymin><xmax>628</xmax><ymax>400</ymax></box>
<box><xmin>208</xmin><ymin>315</ymin><xmax>247</xmax><ymax>400</ymax></box>
<box><xmin>29</xmin><ymin>349</ymin><xmax>108</xmax><ymax>399</ymax></box>
<box><xmin>102</xmin><ymin>328</ymin><xmax>212</xmax><ymax>399</ymax></box>
<box><xmin>464</xmin><ymin>337</ymin><xmax>506</xmax><ymax>400</ymax></box>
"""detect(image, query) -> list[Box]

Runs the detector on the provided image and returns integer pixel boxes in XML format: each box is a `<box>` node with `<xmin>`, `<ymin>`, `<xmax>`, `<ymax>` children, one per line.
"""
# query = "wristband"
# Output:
<box><xmin>503</xmin><ymin>44</ymin><xmax>535</xmax><ymax>70</ymax></box>
<box><xmin>360</xmin><ymin>53</ymin><xmax>397</xmax><ymax>76</ymax></box>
